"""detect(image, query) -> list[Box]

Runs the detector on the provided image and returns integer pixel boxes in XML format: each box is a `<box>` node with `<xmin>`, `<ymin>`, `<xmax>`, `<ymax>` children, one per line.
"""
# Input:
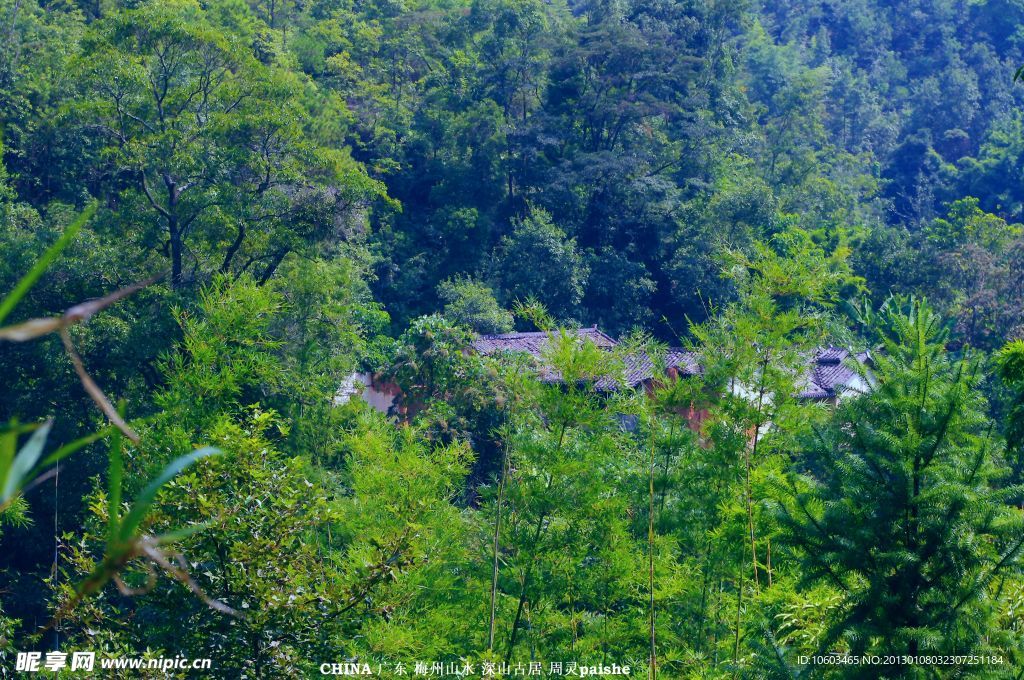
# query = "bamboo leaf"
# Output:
<box><xmin>1</xmin><ymin>419</ymin><xmax>53</xmax><ymax>503</ymax></box>
<box><xmin>118</xmin><ymin>447</ymin><xmax>221</xmax><ymax>541</ymax></box>
<box><xmin>0</xmin><ymin>428</ymin><xmax>16</xmax><ymax>502</ymax></box>
<box><xmin>154</xmin><ymin>520</ymin><xmax>217</xmax><ymax>546</ymax></box>
<box><xmin>0</xmin><ymin>202</ymin><xmax>96</xmax><ymax>326</ymax></box>
<box><xmin>0</xmin><ymin>317</ymin><xmax>64</xmax><ymax>342</ymax></box>
<box><xmin>32</xmin><ymin>427</ymin><xmax>112</xmax><ymax>475</ymax></box>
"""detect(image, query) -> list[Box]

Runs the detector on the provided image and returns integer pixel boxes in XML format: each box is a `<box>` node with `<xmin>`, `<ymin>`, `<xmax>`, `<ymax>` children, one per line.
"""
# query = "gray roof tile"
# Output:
<box><xmin>473</xmin><ymin>328</ymin><xmax>869</xmax><ymax>399</ymax></box>
<box><xmin>472</xmin><ymin>326</ymin><xmax>617</xmax><ymax>356</ymax></box>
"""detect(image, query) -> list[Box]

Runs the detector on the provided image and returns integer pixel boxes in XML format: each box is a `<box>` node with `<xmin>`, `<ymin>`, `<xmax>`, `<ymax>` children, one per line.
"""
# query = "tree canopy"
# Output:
<box><xmin>2</xmin><ymin>0</ymin><xmax>1024</xmax><ymax>677</ymax></box>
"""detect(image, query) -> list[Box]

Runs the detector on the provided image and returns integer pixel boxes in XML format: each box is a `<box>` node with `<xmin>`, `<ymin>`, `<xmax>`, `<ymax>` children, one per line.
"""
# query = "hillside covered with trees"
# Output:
<box><xmin>2</xmin><ymin>0</ymin><xmax>1024</xmax><ymax>677</ymax></box>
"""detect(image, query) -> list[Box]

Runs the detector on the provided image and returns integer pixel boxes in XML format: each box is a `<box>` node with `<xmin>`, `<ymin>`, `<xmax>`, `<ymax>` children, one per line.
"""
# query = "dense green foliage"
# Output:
<box><xmin>780</xmin><ymin>301</ymin><xmax>1024</xmax><ymax>667</ymax></box>
<box><xmin>2</xmin><ymin>0</ymin><xmax>1024</xmax><ymax>677</ymax></box>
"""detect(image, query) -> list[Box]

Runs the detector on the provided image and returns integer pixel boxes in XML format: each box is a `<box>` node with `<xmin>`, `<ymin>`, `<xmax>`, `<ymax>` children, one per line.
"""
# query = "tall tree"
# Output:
<box><xmin>72</xmin><ymin>0</ymin><xmax>383</xmax><ymax>288</ymax></box>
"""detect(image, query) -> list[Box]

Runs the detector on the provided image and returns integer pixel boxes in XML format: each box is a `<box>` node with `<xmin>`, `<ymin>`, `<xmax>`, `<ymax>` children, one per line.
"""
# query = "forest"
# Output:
<box><xmin>2</xmin><ymin>0</ymin><xmax>1024</xmax><ymax>677</ymax></box>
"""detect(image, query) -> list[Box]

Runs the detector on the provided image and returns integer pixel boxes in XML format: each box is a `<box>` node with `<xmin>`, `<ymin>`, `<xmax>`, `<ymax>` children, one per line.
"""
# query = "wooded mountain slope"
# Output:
<box><xmin>2</xmin><ymin>0</ymin><xmax>1024</xmax><ymax>677</ymax></box>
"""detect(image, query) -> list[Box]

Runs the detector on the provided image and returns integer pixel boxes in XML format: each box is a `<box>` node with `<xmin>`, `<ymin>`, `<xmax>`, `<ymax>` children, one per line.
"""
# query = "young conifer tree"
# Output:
<box><xmin>779</xmin><ymin>299</ymin><xmax>1024</xmax><ymax>668</ymax></box>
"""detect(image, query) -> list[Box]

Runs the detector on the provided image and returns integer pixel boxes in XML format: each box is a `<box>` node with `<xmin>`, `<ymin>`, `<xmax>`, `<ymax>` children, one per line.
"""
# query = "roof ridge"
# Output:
<box><xmin>476</xmin><ymin>330</ymin><xmax>547</xmax><ymax>338</ymax></box>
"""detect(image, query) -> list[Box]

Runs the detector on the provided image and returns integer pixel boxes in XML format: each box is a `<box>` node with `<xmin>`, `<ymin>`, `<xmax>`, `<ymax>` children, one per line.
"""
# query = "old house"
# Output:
<box><xmin>339</xmin><ymin>326</ymin><xmax>873</xmax><ymax>429</ymax></box>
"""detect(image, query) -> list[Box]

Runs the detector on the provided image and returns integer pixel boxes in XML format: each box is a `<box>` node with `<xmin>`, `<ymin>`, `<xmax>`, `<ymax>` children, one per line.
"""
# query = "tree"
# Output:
<box><xmin>55</xmin><ymin>274</ymin><xmax>471</xmax><ymax>676</ymax></box>
<box><xmin>997</xmin><ymin>339</ymin><xmax>1024</xmax><ymax>481</ymax></box>
<box><xmin>71</xmin><ymin>0</ymin><xmax>384</xmax><ymax>288</ymax></box>
<box><xmin>924</xmin><ymin>197</ymin><xmax>1022</xmax><ymax>251</ymax></box>
<box><xmin>381</xmin><ymin>314</ymin><xmax>514</xmax><ymax>482</ymax></box>
<box><xmin>482</xmin><ymin>329</ymin><xmax>655</xmax><ymax>665</ymax></box>
<box><xmin>490</xmin><ymin>209</ymin><xmax>588</xmax><ymax>321</ymax></box>
<box><xmin>438</xmin><ymin>277</ymin><xmax>514</xmax><ymax>335</ymax></box>
<box><xmin>660</xmin><ymin>231</ymin><xmax>852</xmax><ymax>675</ymax></box>
<box><xmin>268</xmin><ymin>255</ymin><xmax>389</xmax><ymax>461</ymax></box>
<box><xmin>958</xmin><ymin>114</ymin><xmax>1024</xmax><ymax>223</ymax></box>
<box><xmin>779</xmin><ymin>299</ymin><xmax>1024</xmax><ymax>667</ymax></box>
<box><xmin>581</xmin><ymin>247</ymin><xmax>656</xmax><ymax>337</ymax></box>
<box><xmin>913</xmin><ymin>198</ymin><xmax>1024</xmax><ymax>350</ymax></box>
<box><xmin>331</xmin><ymin>417</ymin><xmax>475</xmax><ymax>664</ymax></box>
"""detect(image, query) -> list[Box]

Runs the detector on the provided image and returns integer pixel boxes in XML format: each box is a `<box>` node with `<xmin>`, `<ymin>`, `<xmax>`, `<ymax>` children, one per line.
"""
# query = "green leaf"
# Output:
<box><xmin>1</xmin><ymin>419</ymin><xmax>53</xmax><ymax>503</ymax></box>
<box><xmin>118</xmin><ymin>446</ymin><xmax>221</xmax><ymax>541</ymax></box>
<box><xmin>0</xmin><ymin>428</ymin><xmax>16</xmax><ymax>503</ymax></box>
<box><xmin>0</xmin><ymin>202</ymin><xmax>96</xmax><ymax>326</ymax></box>
<box><xmin>154</xmin><ymin>519</ymin><xmax>217</xmax><ymax>546</ymax></box>
<box><xmin>30</xmin><ymin>427</ymin><xmax>112</xmax><ymax>478</ymax></box>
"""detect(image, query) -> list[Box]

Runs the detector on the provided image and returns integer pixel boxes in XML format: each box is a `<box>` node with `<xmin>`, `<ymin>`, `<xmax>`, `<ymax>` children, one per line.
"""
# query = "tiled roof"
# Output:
<box><xmin>473</xmin><ymin>328</ymin><xmax>699</xmax><ymax>391</ymax></box>
<box><xmin>473</xmin><ymin>328</ymin><xmax>869</xmax><ymax>399</ymax></box>
<box><xmin>605</xmin><ymin>349</ymin><xmax>700</xmax><ymax>390</ymax></box>
<box><xmin>797</xmin><ymin>348</ymin><xmax>872</xmax><ymax>400</ymax></box>
<box><xmin>472</xmin><ymin>326</ymin><xmax>618</xmax><ymax>356</ymax></box>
